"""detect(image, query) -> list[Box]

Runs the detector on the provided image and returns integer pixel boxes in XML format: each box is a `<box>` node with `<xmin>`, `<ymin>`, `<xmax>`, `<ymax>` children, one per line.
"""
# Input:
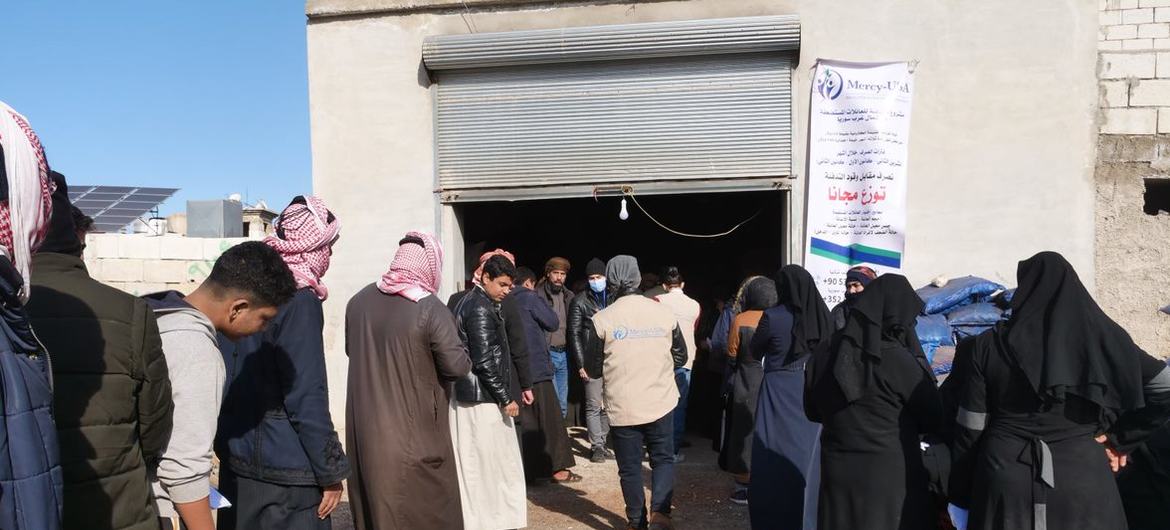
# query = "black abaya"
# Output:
<box><xmin>948</xmin><ymin>252</ymin><xmax>1170</xmax><ymax>530</ymax></box>
<box><xmin>805</xmin><ymin>275</ymin><xmax>943</xmax><ymax>530</ymax></box>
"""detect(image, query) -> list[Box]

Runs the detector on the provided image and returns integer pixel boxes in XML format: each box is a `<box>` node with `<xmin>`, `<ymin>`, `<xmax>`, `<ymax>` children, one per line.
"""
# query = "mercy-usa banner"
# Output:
<box><xmin>804</xmin><ymin>60</ymin><xmax>914</xmax><ymax>306</ymax></box>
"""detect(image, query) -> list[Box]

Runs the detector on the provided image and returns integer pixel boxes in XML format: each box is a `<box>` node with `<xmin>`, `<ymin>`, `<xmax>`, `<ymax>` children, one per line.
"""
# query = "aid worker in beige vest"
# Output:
<box><xmin>592</xmin><ymin>255</ymin><xmax>688</xmax><ymax>530</ymax></box>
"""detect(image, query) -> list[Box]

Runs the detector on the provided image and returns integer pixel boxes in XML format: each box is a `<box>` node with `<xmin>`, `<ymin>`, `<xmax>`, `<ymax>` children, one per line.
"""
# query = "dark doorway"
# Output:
<box><xmin>457</xmin><ymin>190</ymin><xmax>786</xmax><ymax>306</ymax></box>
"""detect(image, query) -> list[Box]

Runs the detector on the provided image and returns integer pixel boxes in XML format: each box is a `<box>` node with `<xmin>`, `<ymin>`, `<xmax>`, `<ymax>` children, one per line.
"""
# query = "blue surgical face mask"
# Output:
<box><xmin>588</xmin><ymin>278</ymin><xmax>607</xmax><ymax>293</ymax></box>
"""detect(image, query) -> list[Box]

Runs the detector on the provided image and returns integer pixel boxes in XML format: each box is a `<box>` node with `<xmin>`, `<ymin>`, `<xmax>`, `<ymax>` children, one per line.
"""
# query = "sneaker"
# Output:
<box><xmin>591</xmin><ymin>447</ymin><xmax>607</xmax><ymax>463</ymax></box>
<box><xmin>604</xmin><ymin>448</ymin><xmax>617</xmax><ymax>459</ymax></box>
<box><xmin>672</xmin><ymin>452</ymin><xmax>686</xmax><ymax>463</ymax></box>
<box><xmin>729</xmin><ymin>489</ymin><xmax>749</xmax><ymax>506</ymax></box>
<box><xmin>648</xmin><ymin>512</ymin><xmax>674</xmax><ymax>530</ymax></box>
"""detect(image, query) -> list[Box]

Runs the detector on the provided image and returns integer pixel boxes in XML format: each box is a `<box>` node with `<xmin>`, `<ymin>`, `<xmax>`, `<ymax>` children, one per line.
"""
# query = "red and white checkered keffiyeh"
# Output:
<box><xmin>264</xmin><ymin>196</ymin><xmax>339</xmax><ymax>301</ymax></box>
<box><xmin>0</xmin><ymin>101</ymin><xmax>55</xmax><ymax>303</ymax></box>
<box><xmin>377</xmin><ymin>231</ymin><xmax>443</xmax><ymax>302</ymax></box>
<box><xmin>472</xmin><ymin>248</ymin><xmax>515</xmax><ymax>286</ymax></box>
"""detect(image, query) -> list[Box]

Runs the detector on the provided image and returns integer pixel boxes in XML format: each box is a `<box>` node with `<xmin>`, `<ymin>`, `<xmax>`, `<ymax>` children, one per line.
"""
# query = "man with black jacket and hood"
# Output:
<box><xmin>28</xmin><ymin>171</ymin><xmax>174</xmax><ymax>530</ymax></box>
<box><xmin>592</xmin><ymin>255</ymin><xmax>688</xmax><ymax>530</ymax></box>
<box><xmin>569</xmin><ymin>257</ymin><xmax>613</xmax><ymax>463</ymax></box>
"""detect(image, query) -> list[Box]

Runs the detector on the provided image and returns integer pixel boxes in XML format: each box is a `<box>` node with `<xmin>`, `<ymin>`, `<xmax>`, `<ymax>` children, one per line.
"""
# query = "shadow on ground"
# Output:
<box><xmin>330</xmin><ymin>428</ymin><xmax>750</xmax><ymax>529</ymax></box>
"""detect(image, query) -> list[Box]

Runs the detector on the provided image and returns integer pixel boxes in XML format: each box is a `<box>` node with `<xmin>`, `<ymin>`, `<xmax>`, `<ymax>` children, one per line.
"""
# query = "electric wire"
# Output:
<box><xmin>622</xmin><ymin>190</ymin><xmax>764</xmax><ymax>239</ymax></box>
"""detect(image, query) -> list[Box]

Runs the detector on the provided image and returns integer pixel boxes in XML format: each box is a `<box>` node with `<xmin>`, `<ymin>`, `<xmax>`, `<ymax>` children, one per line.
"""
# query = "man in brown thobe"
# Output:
<box><xmin>345</xmin><ymin>232</ymin><xmax>471</xmax><ymax>529</ymax></box>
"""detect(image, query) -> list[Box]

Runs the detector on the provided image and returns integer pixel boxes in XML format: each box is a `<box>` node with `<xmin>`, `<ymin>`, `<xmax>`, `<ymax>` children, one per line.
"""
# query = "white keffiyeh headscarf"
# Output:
<box><xmin>0</xmin><ymin>101</ymin><xmax>55</xmax><ymax>303</ymax></box>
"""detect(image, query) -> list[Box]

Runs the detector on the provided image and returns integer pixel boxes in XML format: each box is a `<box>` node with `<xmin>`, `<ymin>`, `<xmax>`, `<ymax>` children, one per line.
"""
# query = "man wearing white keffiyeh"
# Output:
<box><xmin>0</xmin><ymin>99</ymin><xmax>64</xmax><ymax>529</ymax></box>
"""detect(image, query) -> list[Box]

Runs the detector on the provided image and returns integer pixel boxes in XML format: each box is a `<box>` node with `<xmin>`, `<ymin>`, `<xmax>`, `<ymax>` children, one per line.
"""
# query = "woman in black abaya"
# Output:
<box><xmin>948</xmin><ymin>252</ymin><xmax>1170</xmax><ymax>530</ymax></box>
<box><xmin>748</xmin><ymin>265</ymin><xmax>832</xmax><ymax>530</ymax></box>
<box><xmin>804</xmin><ymin>274</ymin><xmax>943</xmax><ymax>530</ymax></box>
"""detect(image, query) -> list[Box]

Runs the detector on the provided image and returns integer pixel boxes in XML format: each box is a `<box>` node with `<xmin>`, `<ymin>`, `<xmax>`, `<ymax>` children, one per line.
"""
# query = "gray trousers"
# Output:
<box><xmin>584</xmin><ymin>376</ymin><xmax>611</xmax><ymax>449</ymax></box>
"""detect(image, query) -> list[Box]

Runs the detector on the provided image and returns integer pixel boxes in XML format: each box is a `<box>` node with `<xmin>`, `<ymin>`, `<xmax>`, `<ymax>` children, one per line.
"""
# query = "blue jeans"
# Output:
<box><xmin>549</xmin><ymin>348</ymin><xmax>569</xmax><ymax>417</ymax></box>
<box><xmin>673</xmin><ymin>368</ymin><xmax>691</xmax><ymax>452</ymax></box>
<box><xmin>613</xmin><ymin>412</ymin><xmax>675</xmax><ymax>527</ymax></box>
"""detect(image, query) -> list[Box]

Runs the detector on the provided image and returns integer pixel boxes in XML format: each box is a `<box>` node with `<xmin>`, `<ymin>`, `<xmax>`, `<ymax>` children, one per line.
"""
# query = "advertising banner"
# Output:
<box><xmin>804</xmin><ymin>60</ymin><xmax>915</xmax><ymax>306</ymax></box>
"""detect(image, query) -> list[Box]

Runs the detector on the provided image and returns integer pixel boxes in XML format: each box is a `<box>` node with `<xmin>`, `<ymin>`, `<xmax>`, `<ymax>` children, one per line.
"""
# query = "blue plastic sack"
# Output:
<box><xmin>916</xmin><ymin>276</ymin><xmax>1006</xmax><ymax>315</ymax></box>
<box><xmin>931</xmin><ymin>346</ymin><xmax>956</xmax><ymax>376</ymax></box>
<box><xmin>916</xmin><ymin>314</ymin><xmax>955</xmax><ymax>348</ymax></box>
<box><xmin>922</xmin><ymin>342</ymin><xmax>939</xmax><ymax>365</ymax></box>
<box><xmin>946</xmin><ymin>303</ymin><xmax>1004</xmax><ymax>326</ymax></box>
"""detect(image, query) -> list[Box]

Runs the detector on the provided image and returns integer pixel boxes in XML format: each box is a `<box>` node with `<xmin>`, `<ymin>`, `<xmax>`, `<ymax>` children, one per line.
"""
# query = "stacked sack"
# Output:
<box><xmin>914</xmin><ymin>276</ymin><xmax>1012</xmax><ymax>376</ymax></box>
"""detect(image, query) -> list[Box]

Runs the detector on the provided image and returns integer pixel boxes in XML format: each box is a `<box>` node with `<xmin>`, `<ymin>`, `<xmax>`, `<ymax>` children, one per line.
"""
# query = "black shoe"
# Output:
<box><xmin>591</xmin><ymin>447</ymin><xmax>607</xmax><ymax>463</ymax></box>
<box><xmin>729</xmin><ymin>488</ymin><xmax>749</xmax><ymax>506</ymax></box>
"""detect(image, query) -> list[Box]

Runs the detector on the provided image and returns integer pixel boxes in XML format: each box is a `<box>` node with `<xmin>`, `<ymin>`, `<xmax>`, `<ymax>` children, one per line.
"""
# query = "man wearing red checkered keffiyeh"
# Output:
<box><xmin>0</xmin><ymin>102</ymin><xmax>55</xmax><ymax>303</ymax></box>
<box><xmin>378</xmin><ymin>231</ymin><xmax>444</xmax><ymax>302</ymax></box>
<box><xmin>217</xmin><ymin>194</ymin><xmax>351</xmax><ymax>528</ymax></box>
<box><xmin>0</xmin><ymin>99</ymin><xmax>64</xmax><ymax>530</ymax></box>
<box><xmin>264</xmin><ymin>196</ymin><xmax>340</xmax><ymax>301</ymax></box>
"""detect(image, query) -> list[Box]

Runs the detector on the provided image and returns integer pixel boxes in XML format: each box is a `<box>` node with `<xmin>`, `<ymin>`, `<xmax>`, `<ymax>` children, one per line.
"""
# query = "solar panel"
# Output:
<box><xmin>68</xmin><ymin>185</ymin><xmax>179</xmax><ymax>233</ymax></box>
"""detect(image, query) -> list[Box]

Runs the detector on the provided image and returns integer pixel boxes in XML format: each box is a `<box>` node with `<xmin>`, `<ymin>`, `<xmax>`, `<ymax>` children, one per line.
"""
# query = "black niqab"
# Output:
<box><xmin>775</xmin><ymin>264</ymin><xmax>832</xmax><ymax>358</ymax></box>
<box><xmin>832</xmin><ymin>274</ymin><xmax>928</xmax><ymax>403</ymax></box>
<box><xmin>1004</xmin><ymin>251</ymin><xmax>1145</xmax><ymax>412</ymax></box>
<box><xmin>741</xmin><ymin>276</ymin><xmax>778</xmax><ymax>312</ymax></box>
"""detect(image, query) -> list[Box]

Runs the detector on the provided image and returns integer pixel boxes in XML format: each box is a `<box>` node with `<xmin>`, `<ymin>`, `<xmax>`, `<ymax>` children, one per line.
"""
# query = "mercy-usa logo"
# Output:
<box><xmin>612</xmin><ymin>326</ymin><xmax>668</xmax><ymax>341</ymax></box>
<box><xmin>816</xmin><ymin>68</ymin><xmax>844</xmax><ymax>100</ymax></box>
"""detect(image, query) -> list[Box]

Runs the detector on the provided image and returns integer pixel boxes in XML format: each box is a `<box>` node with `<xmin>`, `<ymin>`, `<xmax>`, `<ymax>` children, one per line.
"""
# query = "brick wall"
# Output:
<box><xmin>1099</xmin><ymin>0</ymin><xmax>1170</xmax><ymax>133</ymax></box>
<box><xmin>1098</xmin><ymin>0</ymin><xmax>1170</xmax><ymax>357</ymax></box>
<box><xmin>83</xmin><ymin>234</ymin><xmax>254</xmax><ymax>296</ymax></box>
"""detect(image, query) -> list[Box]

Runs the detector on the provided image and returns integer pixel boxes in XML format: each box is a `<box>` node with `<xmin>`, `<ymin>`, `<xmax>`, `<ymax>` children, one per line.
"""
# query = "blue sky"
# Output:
<box><xmin>0</xmin><ymin>2</ymin><xmax>310</xmax><ymax>215</ymax></box>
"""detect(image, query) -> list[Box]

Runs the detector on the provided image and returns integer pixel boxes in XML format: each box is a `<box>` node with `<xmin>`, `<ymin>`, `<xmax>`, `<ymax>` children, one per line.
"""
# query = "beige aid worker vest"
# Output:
<box><xmin>592</xmin><ymin>295</ymin><xmax>680</xmax><ymax>427</ymax></box>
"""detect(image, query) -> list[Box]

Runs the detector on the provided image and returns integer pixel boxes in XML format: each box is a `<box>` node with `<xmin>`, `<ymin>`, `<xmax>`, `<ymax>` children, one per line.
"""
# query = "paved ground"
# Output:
<box><xmin>332</xmin><ymin>428</ymin><xmax>749</xmax><ymax>529</ymax></box>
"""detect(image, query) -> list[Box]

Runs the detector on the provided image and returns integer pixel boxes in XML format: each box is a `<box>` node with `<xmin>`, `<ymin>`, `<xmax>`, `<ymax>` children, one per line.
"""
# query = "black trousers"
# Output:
<box><xmin>218</xmin><ymin>466</ymin><xmax>331</xmax><ymax>530</ymax></box>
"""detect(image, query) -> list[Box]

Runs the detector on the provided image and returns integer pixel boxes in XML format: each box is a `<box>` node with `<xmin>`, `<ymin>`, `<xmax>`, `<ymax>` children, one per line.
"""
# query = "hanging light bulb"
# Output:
<box><xmin>619</xmin><ymin>198</ymin><xmax>630</xmax><ymax>221</ymax></box>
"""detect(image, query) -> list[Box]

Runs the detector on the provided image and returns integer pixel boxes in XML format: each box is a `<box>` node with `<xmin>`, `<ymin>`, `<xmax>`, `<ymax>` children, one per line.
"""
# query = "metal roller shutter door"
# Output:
<box><xmin>425</xmin><ymin>16</ymin><xmax>798</xmax><ymax>201</ymax></box>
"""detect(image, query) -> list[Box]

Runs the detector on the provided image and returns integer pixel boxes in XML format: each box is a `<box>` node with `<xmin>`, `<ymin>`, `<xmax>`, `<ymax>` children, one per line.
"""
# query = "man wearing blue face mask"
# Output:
<box><xmin>569</xmin><ymin>258</ymin><xmax>614</xmax><ymax>463</ymax></box>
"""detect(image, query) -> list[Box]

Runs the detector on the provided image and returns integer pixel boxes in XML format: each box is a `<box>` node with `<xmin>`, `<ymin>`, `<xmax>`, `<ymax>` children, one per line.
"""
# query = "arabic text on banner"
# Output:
<box><xmin>804</xmin><ymin>60</ymin><xmax>914</xmax><ymax>306</ymax></box>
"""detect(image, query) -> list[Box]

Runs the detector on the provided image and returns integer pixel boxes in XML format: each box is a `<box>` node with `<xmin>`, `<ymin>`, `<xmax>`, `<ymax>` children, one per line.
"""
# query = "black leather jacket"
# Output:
<box><xmin>568</xmin><ymin>291</ymin><xmax>607</xmax><ymax>379</ymax></box>
<box><xmin>453</xmin><ymin>288</ymin><xmax>513</xmax><ymax>405</ymax></box>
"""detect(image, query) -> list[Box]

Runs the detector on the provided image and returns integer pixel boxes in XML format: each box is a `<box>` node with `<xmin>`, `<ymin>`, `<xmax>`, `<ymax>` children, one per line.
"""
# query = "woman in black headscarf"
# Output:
<box><xmin>748</xmin><ymin>265</ymin><xmax>832</xmax><ymax>530</ymax></box>
<box><xmin>804</xmin><ymin>274</ymin><xmax>943</xmax><ymax>530</ymax></box>
<box><xmin>948</xmin><ymin>252</ymin><xmax>1170</xmax><ymax>530</ymax></box>
<box><xmin>718</xmin><ymin>276</ymin><xmax>778</xmax><ymax>504</ymax></box>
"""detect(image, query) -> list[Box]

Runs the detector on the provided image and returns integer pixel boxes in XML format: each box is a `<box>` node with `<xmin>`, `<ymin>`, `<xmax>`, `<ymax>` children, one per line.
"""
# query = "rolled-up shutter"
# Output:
<box><xmin>425</xmin><ymin>16</ymin><xmax>798</xmax><ymax>201</ymax></box>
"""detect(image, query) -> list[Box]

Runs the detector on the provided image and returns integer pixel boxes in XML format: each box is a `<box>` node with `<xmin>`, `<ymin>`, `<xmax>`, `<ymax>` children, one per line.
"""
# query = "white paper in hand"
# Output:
<box><xmin>948</xmin><ymin>504</ymin><xmax>968</xmax><ymax>530</ymax></box>
<box><xmin>210</xmin><ymin>487</ymin><xmax>232</xmax><ymax>510</ymax></box>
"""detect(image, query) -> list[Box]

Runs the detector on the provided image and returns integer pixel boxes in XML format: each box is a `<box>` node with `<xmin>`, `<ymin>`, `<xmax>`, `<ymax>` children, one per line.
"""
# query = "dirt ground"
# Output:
<box><xmin>332</xmin><ymin>427</ymin><xmax>750</xmax><ymax>530</ymax></box>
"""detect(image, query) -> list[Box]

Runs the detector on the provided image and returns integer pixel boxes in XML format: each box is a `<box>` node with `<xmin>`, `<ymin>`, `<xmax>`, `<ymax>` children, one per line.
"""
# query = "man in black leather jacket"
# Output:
<box><xmin>449</xmin><ymin>256</ymin><xmax>528</xmax><ymax>529</ymax></box>
<box><xmin>569</xmin><ymin>257</ymin><xmax>613</xmax><ymax>463</ymax></box>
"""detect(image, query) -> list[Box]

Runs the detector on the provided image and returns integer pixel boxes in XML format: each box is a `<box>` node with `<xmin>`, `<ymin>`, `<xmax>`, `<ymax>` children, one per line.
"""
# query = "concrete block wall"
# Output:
<box><xmin>1100</xmin><ymin>0</ymin><xmax>1170</xmax><ymax>133</ymax></box>
<box><xmin>83</xmin><ymin>234</ymin><xmax>253</xmax><ymax>296</ymax></box>
<box><xmin>1098</xmin><ymin>0</ymin><xmax>1170</xmax><ymax>357</ymax></box>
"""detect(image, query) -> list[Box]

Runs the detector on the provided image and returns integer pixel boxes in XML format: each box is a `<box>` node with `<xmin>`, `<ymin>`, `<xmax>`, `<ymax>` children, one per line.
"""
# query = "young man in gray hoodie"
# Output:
<box><xmin>144</xmin><ymin>241</ymin><xmax>296</xmax><ymax>530</ymax></box>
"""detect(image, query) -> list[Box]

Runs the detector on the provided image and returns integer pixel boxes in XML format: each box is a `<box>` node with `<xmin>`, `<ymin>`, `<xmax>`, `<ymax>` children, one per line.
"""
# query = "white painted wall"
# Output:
<box><xmin>307</xmin><ymin>0</ymin><xmax>1100</xmax><ymax>429</ymax></box>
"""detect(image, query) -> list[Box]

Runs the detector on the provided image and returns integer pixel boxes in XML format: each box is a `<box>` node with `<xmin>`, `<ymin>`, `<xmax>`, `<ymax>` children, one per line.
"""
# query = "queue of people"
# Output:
<box><xmin>4</xmin><ymin>96</ymin><xmax>1170</xmax><ymax>530</ymax></box>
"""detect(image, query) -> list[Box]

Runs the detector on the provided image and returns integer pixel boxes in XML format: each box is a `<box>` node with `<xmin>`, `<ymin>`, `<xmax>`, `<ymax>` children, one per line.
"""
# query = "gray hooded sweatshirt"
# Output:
<box><xmin>143</xmin><ymin>291</ymin><xmax>225</xmax><ymax>518</ymax></box>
